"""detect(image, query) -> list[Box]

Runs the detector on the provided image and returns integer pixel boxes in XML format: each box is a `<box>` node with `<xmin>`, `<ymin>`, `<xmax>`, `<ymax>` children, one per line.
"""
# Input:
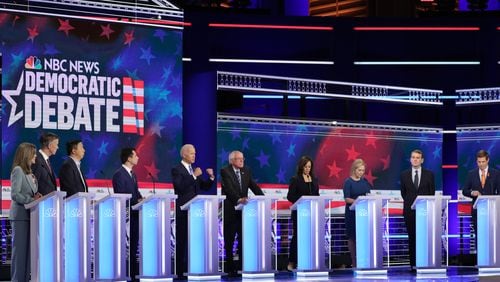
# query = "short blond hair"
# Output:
<box><xmin>350</xmin><ymin>158</ymin><xmax>366</xmax><ymax>176</ymax></box>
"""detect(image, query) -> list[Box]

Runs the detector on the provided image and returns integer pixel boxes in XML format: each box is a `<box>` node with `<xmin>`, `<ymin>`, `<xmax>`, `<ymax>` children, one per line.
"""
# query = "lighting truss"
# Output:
<box><xmin>217</xmin><ymin>113</ymin><xmax>443</xmax><ymax>133</ymax></box>
<box><xmin>455</xmin><ymin>87</ymin><xmax>500</xmax><ymax>105</ymax></box>
<box><xmin>217</xmin><ymin>71</ymin><xmax>443</xmax><ymax>105</ymax></box>
<box><xmin>0</xmin><ymin>0</ymin><xmax>184</xmax><ymax>28</ymax></box>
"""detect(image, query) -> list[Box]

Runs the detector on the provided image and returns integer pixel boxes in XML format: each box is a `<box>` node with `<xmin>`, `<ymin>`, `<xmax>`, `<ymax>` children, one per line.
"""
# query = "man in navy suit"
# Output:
<box><xmin>462</xmin><ymin>150</ymin><xmax>499</xmax><ymax>248</ymax></box>
<box><xmin>400</xmin><ymin>149</ymin><xmax>435</xmax><ymax>270</ymax></box>
<box><xmin>59</xmin><ymin>140</ymin><xmax>88</xmax><ymax>197</ymax></box>
<box><xmin>113</xmin><ymin>148</ymin><xmax>144</xmax><ymax>282</ymax></box>
<box><xmin>171</xmin><ymin>144</ymin><xmax>215</xmax><ymax>279</ymax></box>
<box><xmin>220</xmin><ymin>150</ymin><xmax>264</xmax><ymax>276</ymax></box>
<box><xmin>32</xmin><ymin>132</ymin><xmax>59</xmax><ymax>195</ymax></box>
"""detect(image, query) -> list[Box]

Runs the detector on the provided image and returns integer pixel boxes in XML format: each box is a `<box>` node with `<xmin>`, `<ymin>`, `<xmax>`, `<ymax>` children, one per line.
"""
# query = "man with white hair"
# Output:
<box><xmin>220</xmin><ymin>150</ymin><xmax>263</xmax><ymax>277</ymax></box>
<box><xmin>171</xmin><ymin>144</ymin><xmax>214</xmax><ymax>280</ymax></box>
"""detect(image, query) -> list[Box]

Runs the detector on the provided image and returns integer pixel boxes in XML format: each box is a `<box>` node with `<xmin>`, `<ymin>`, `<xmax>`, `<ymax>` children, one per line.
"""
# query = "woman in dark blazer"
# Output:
<box><xmin>286</xmin><ymin>156</ymin><xmax>320</xmax><ymax>271</ymax></box>
<box><xmin>9</xmin><ymin>142</ymin><xmax>41</xmax><ymax>282</ymax></box>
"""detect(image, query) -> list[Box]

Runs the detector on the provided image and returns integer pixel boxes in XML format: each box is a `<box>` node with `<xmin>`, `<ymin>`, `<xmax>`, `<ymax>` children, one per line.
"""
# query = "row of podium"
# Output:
<box><xmin>24</xmin><ymin>191</ymin><xmax>500</xmax><ymax>281</ymax></box>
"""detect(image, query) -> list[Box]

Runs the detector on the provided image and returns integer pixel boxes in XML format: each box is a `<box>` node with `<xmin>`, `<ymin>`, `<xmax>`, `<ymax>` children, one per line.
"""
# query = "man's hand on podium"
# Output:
<box><xmin>238</xmin><ymin>197</ymin><xmax>248</xmax><ymax>205</ymax></box>
<box><xmin>34</xmin><ymin>192</ymin><xmax>42</xmax><ymax>200</ymax></box>
<box><xmin>472</xmin><ymin>191</ymin><xmax>482</xmax><ymax>197</ymax></box>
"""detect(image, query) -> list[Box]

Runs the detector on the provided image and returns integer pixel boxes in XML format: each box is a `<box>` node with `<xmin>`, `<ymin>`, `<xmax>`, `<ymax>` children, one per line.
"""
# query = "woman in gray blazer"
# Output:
<box><xmin>9</xmin><ymin>142</ymin><xmax>41</xmax><ymax>282</ymax></box>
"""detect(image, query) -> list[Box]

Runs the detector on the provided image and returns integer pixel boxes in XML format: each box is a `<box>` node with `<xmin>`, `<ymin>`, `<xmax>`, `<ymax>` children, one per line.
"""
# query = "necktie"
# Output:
<box><xmin>46</xmin><ymin>158</ymin><xmax>53</xmax><ymax>174</ymax></box>
<box><xmin>131</xmin><ymin>171</ymin><xmax>137</xmax><ymax>182</ymax></box>
<box><xmin>414</xmin><ymin>170</ymin><xmax>419</xmax><ymax>190</ymax></box>
<box><xmin>236</xmin><ymin>170</ymin><xmax>242</xmax><ymax>191</ymax></box>
<box><xmin>189</xmin><ymin>165</ymin><xmax>194</xmax><ymax>175</ymax></box>
<box><xmin>77</xmin><ymin>163</ymin><xmax>88</xmax><ymax>193</ymax></box>
<box><xmin>481</xmin><ymin>170</ymin><xmax>486</xmax><ymax>188</ymax></box>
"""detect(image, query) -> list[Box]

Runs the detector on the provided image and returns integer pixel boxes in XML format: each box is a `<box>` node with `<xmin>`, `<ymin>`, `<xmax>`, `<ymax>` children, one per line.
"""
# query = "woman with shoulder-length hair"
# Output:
<box><xmin>286</xmin><ymin>155</ymin><xmax>320</xmax><ymax>271</ymax></box>
<box><xmin>343</xmin><ymin>158</ymin><xmax>372</xmax><ymax>268</ymax></box>
<box><xmin>10</xmin><ymin>142</ymin><xmax>41</xmax><ymax>282</ymax></box>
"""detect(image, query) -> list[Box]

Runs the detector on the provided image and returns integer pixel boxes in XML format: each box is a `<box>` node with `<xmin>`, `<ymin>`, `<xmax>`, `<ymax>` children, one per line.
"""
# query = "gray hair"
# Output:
<box><xmin>228</xmin><ymin>150</ymin><xmax>242</xmax><ymax>163</ymax></box>
<box><xmin>180</xmin><ymin>144</ymin><xmax>194</xmax><ymax>157</ymax></box>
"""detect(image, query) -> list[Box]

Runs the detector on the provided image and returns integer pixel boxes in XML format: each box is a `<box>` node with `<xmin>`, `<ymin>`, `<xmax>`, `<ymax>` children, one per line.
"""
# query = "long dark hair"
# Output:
<box><xmin>12</xmin><ymin>142</ymin><xmax>36</xmax><ymax>174</ymax></box>
<box><xmin>296</xmin><ymin>156</ymin><xmax>314</xmax><ymax>178</ymax></box>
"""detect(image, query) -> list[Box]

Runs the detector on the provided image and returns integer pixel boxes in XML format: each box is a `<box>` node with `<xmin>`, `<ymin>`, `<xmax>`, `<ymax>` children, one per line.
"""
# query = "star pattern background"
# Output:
<box><xmin>457</xmin><ymin>130</ymin><xmax>500</xmax><ymax>187</ymax></box>
<box><xmin>1</xmin><ymin>13</ymin><xmax>182</xmax><ymax>183</ymax></box>
<box><xmin>218</xmin><ymin>120</ymin><xmax>444</xmax><ymax>190</ymax></box>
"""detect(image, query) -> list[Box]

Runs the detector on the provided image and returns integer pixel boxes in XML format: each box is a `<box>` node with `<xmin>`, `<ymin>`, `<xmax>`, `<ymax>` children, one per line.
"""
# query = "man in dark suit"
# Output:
<box><xmin>400</xmin><ymin>149</ymin><xmax>435</xmax><ymax>270</ymax></box>
<box><xmin>32</xmin><ymin>132</ymin><xmax>59</xmax><ymax>195</ymax></box>
<box><xmin>220</xmin><ymin>150</ymin><xmax>264</xmax><ymax>276</ymax></box>
<box><xmin>171</xmin><ymin>144</ymin><xmax>215</xmax><ymax>279</ymax></box>
<box><xmin>113</xmin><ymin>148</ymin><xmax>144</xmax><ymax>282</ymax></box>
<box><xmin>59</xmin><ymin>140</ymin><xmax>88</xmax><ymax>197</ymax></box>
<box><xmin>462</xmin><ymin>149</ymin><xmax>499</xmax><ymax>249</ymax></box>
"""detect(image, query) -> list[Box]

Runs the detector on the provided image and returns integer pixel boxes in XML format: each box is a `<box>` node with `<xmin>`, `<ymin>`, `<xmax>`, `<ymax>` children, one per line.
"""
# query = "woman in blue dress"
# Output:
<box><xmin>343</xmin><ymin>158</ymin><xmax>372</xmax><ymax>268</ymax></box>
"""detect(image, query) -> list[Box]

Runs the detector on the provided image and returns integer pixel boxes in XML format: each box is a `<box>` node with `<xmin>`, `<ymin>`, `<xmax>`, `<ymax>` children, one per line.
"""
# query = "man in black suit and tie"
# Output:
<box><xmin>400</xmin><ymin>149</ymin><xmax>435</xmax><ymax>270</ymax></box>
<box><xmin>113</xmin><ymin>148</ymin><xmax>144</xmax><ymax>282</ymax></box>
<box><xmin>171</xmin><ymin>144</ymin><xmax>215</xmax><ymax>279</ymax></box>
<box><xmin>59</xmin><ymin>140</ymin><xmax>88</xmax><ymax>197</ymax></box>
<box><xmin>462</xmin><ymin>150</ymin><xmax>499</xmax><ymax>249</ymax></box>
<box><xmin>220</xmin><ymin>150</ymin><xmax>264</xmax><ymax>276</ymax></box>
<box><xmin>32</xmin><ymin>132</ymin><xmax>59</xmax><ymax>195</ymax></box>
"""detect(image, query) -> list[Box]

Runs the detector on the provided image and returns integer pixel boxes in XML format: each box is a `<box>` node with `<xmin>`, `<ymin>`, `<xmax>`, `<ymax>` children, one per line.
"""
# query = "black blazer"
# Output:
<box><xmin>112</xmin><ymin>166</ymin><xmax>143</xmax><ymax>206</ymax></box>
<box><xmin>400</xmin><ymin>168</ymin><xmax>435</xmax><ymax>213</ymax></box>
<box><xmin>287</xmin><ymin>175</ymin><xmax>320</xmax><ymax>204</ymax></box>
<box><xmin>59</xmin><ymin>157</ymin><xmax>88</xmax><ymax>198</ymax></box>
<box><xmin>32</xmin><ymin>151</ymin><xmax>57</xmax><ymax>195</ymax></box>
<box><xmin>462</xmin><ymin>168</ymin><xmax>499</xmax><ymax>205</ymax></box>
<box><xmin>171</xmin><ymin>163</ymin><xmax>214</xmax><ymax>207</ymax></box>
<box><xmin>220</xmin><ymin>165</ymin><xmax>264</xmax><ymax>212</ymax></box>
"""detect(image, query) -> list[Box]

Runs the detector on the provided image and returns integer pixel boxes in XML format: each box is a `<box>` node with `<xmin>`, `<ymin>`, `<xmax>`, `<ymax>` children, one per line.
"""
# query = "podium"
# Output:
<box><xmin>132</xmin><ymin>194</ymin><xmax>177</xmax><ymax>280</ymax></box>
<box><xmin>473</xmin><ymin>195</ymin><xmax>500</xmax><ymax>274</ymax></box>
<box><xmin>180</xmin><ymin>195</ymin><xmax>225</xmax><ymax>280</ymax></box>
<box><xmin>94</xmin><ymin>193</ymin><xmax>131</xmax><ymax>281</ymax></box>
<box><xmin>235</xmin><ymin>195</ymin><xmax>278</xmax><ymax>278</ymax></box>
<box><xmin>290</xmin><ymin>196</ymin><xmax>329</xmax><ymax>277</ymax></box>
<box><xmin>411</xmin><ymin>195</ymin><xmax>450</xmax><ymax>275</ymax></box>
<box><xmin>25</xmin><ymin>190</ymin><xmax>66</xmax><ymax>282</ymax></box>
<box><xmin>350</xmin><ymin>195</ymin><xmax>389</xmax><ymax>276</ymax></box>
<box><xmin>64</xmin><ymin>192</ymin><xmax>95</xmax><ymax>282</ymax></box>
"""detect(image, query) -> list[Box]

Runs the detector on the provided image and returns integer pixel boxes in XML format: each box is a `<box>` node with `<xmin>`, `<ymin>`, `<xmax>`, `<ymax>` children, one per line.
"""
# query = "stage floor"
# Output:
<box><xmin>219</xmin><ymin>267</ymin><xmax>499</xmax><ymax>282</ymax></box>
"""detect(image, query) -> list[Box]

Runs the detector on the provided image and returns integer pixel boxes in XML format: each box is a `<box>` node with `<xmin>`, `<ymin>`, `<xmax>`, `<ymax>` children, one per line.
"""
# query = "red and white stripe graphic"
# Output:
<box><xmin>122</xmin><ymin>77</ymin><xmax>145</xmax><ymax>135</ymax></box>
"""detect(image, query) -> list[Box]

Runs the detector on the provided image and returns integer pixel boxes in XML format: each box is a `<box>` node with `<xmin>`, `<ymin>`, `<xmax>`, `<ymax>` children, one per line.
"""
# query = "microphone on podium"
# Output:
<box><xmin>148</xmin><ymin>172</ymin><xmax>156</xmax><ymax>194</ymax></box>
<box><xmin>100</xmin><ymin>170</ymin><xmax>111</xmax><ymax>195</ymax></box>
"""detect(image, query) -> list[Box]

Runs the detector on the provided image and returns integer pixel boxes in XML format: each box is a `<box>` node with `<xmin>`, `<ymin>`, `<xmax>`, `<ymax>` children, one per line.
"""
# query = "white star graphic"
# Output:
<box><xmin>2</xmin><ymin>72</ymin><xmax>24</xmax><ymax>126</ymax></box>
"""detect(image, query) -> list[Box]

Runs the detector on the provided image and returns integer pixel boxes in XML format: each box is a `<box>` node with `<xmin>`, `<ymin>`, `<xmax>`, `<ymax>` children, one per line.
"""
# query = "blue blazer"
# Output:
<box><xmin>112</xmin><ymin>166</ymin><xmax>143</xmax><ymax>206</ymax></box>
<box><xmin>171</xmin><ymin>163</ymin><xmax>214</xmax><ymax>207</ymax></box>
<box><xmin>462</xmin><ymin>168</ymin><xmax>499</xmax><ymax>205</ymax></box>
<box><xmin>32</xmin><ymin>151</ymin><xmax>57</xmax><ymax>195</ymax></box>
<box><xmin>9</xmin><ymin>166</ymin><xmax>38</xmax><ymax>220</ymax></box>
<box><xmin>59</xmin><ymin>157</ymin><xmax>88</xmax><ymax>198</ymax></box>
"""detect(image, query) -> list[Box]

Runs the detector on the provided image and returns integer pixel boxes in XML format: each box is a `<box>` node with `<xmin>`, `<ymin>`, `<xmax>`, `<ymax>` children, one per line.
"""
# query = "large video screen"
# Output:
<box><xmin>1</xmin><ymin>13</ymin><xmax>182</xmax><ymax>210</ymax></box>
<box><xmin>457</xmin><ymin>128</ymin><xmax>500</xmax><ymax>187</ymax></box>
<box><xmin>217</xmin><ymin>117</ymin><xmax>443</xmax><ymax>190</ymax></box>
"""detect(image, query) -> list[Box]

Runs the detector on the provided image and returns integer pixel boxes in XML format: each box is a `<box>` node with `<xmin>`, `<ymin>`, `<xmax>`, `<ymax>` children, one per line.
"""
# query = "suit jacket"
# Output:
<box><xmin>112</xmin><ymin>166</ymin><xmax>143</xmax><ymax>206</ymax></box>
<box><xmin>462</xmin><ymin>168</ymin><xmax>499</xmax><ymax>205</ymax></box>
<box><xmin>287</xmin><ymin>175</ymin><xmax>320</xmax><ymax>204</ymax></box>
<box><xmin>220</xmin><ymin>165</ymin><xmax>264</xmax><ymax>214</ymax></box>
<box><xmin>171</xmin><ymin>163</ymin><xmax>214</xmax><ymax>207</ymax></box>
<box><xmin>32</xmin><ymin>151</ymin><xmax>57</xmax><ymax>195</ymax></box>
<box><xmin>9</xmin><ymin>166</ymin><xmax>38</xmax><ymax>220</ymax></box>
<box><xmin>400</xmin><ymin>168</ymin><xmax>435</xmax><ymax>214</ymax></box>
<box><xmin>59</xmin><ymin>157</ymin><xmax>88</xmax><ymax>198</ymax></box>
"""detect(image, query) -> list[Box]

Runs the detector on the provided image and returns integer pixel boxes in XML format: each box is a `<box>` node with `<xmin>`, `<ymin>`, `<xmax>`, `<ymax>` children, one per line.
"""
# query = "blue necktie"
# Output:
<box><xmin>189</xmin><ymin>165</ymin><xmax>194</xmax><ymax>175</ymax></box>
<box><xmin>236</xmin><ymin>170</ymin><xmax>242</xmax><ymax>191</ymax></box>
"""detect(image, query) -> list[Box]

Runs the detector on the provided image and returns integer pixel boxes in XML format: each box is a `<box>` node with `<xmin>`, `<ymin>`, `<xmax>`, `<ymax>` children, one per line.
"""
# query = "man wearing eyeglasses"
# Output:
<box><xmin>220</xmin><ymin>150</ymin><xmax>264</xmax><ymax>277</ymax></box>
